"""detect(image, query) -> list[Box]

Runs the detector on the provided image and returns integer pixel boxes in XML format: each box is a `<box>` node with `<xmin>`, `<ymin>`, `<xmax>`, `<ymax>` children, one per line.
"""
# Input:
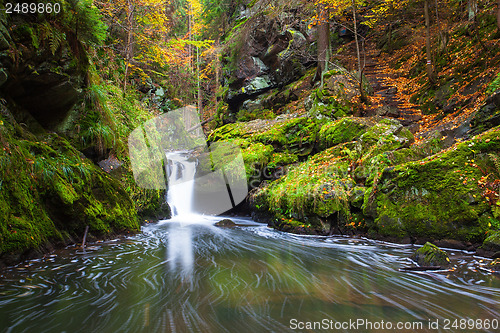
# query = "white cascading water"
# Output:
<box><xmin>165</xmin><ymin>151</ymin><xmax>197</xmax><ymax>285</ymax></box>
<box><xmin>165</xmin><ymin>151</ymin><xmax>197</xmax><ymax>218</ymax></box>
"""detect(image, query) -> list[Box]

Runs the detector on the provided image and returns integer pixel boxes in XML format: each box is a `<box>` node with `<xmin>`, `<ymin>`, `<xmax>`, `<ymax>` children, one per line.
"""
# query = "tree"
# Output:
<box><xmin>123</xmin><ymin>0</ymin><xmax>134</xmax><ymax>92</ymax></box>
<box><xmin>424</xmin><ymin>0</ymin><xmax>436</xmax><ymax>84</ymax></box>
<box><xmin>468</xmin><ymin>0</ymin><xmax>478</xmax><ymax>21</ymax></box>
<box><xmin>97</xmin><ymin>0</ymin><xmax>172</xmax><ymax>90</ymax></box>
<box><xmin>313</xmin><ymin>2</ymin><xmax>330</xmax><ymax>85</ymax></box>
<box><xmin>497</xmin><ymin>0</ymin><xmax>500</xmax><ymax>31</ymax></box>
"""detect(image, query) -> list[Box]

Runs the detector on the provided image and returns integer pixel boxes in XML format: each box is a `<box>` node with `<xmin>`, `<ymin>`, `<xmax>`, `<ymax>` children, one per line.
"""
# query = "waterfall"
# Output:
<box><xmin>165</xmin><ymin>151</ymin><xmax>197</xmax><ymax>217</ymax></box>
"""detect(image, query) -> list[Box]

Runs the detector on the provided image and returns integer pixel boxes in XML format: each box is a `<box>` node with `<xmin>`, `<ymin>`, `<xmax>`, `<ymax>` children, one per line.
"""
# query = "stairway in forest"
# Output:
<box><xmin>361</xmin><ymin>48</ymin><xmax>423</xmax><ymax>131</ymax></box>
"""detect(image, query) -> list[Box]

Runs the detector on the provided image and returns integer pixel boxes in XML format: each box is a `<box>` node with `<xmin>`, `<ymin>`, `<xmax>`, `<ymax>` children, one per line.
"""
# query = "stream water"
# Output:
<box><xmin>1</xmin><ymin>151</ymin><xmax>499</xmax><ymax>332</ymax></box>
<box><xmin>1</xmin><ymin>219</ymin><xmax>499</xmax><ymax>332</ymax></box>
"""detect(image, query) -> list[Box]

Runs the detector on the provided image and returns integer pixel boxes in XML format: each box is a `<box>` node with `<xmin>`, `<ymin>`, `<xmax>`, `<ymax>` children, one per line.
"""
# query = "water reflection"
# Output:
<box><xmin>167</xmin><ymin>222</ymin><xmax>194</xmax><ymax>287</ymax></box>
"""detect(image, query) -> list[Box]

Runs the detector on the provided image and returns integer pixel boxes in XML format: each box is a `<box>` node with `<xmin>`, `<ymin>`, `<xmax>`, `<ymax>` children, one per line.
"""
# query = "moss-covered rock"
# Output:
<box><xmin>0</xmin><ymin>114</ymin><xmax>139</xmax><ymax>259</ymax></box>
<box><xmin>411</xmin><ymin>242</ymin><xmax>450</xmax><ymax>267</ymax></box>
<box><xmin>250</xmin><ymin>146</ymin><xmax>353</xmax><ymax>232</ymax></box>
<box><xmin>209</xmin><ymin>115</ymin><xmax>324</xmax><ymax>156</ymax></box>
<box><xmin>365</xmin><ymin>129</ymin><xmax>500</xmax><ymax>242</ymax></box>
<box><xmin>317</xmin><ymin>117</ymin><xmax>374</xmax><ymax>150</ymax></box>
<box><xmin>481</xmin><ymin>231</ymin><xmax>500</xmax><ymax>252</ymax></box>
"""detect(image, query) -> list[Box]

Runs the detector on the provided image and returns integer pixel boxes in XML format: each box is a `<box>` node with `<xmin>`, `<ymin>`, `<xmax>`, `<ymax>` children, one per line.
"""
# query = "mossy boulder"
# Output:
<box><xmin>365</xmin><ymin>129</ymin><xmax>500</xmax><ymax>242</ymax></box>
<box><xmin>0</xmin><ymin>116</ymin><xmax>139</xmax><ymax>259</ymax></box>
<box><xmin>250</xmin><ymin>147</ymin><xmax>353</xmax><ymax>233</ymax></box>
<box><xmin>209</xmin><ymin>115</ymin><xmax>324</xmax><ymax>156</ymax></box>
<box><xmin>241</xmin><ymin>142</ymin><xmax>274</xmax><ymax>179</ymax></box>
<box><xmin>254</xmin><ymin>117</ymin><xmax>321</xmax><ymax>156</ymax></box>
<box><xmin>411</xmin><ymin>242</ymin><xmax>450</xmax><ymax>267</ymax></box>
<box><xmin>350</xmin><ymin>186</ymin><xmax>366</xmax><ymax>209</ymax></box>
<box><xmin>481</xmin><ymin>231</ymin><xmax>500</xmax><ymax>252</ymax></box>
<box><xmin>317</xmin><ymin>117</ymin><xmax>374</xmax><ymax>150</ymax></box>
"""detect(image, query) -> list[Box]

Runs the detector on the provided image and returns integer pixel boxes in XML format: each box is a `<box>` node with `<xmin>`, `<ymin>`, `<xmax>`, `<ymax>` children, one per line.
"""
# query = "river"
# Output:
<box><xmin>0</xmin><ymin>215</ymin><xmax>499</xmax><ymax>332</ymax></box>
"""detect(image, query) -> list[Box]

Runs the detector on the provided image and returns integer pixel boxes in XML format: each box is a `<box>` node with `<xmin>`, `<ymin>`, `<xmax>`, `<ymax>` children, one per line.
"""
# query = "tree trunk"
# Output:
<box><xmin>197</xmin><ymin>47</ymin><xmax>203</xmax><ymax>121</ymax></box>
<box><xmin>123</xmin><ymin>0</ymin><xmax>134</xmax><ymax>93</ymax></box>
<box><xmin>388</xmin><ymin>1</ymin><xmax>395</xmax><ymax>52</ymax></box>
<box><xmin>497</xmin><ymin>0</ymin><xmax>500</xmax><ymax>31</ymax></box>
<box><xmin>214</xmin><ymin>38</ymin><xmax>220</xmax><ymax>117</ymax></box>
<box><xmin>352</xmin><ymin>0</ymin><xmax>361</xmax><ymax>75</ymax></box>
<box><xmin>313</xmin><ymin>3</ymin><xmax>330</xmax><ymax>84</ymax></box>
<box><xmin>468</xmin><ymin>0</ymin><xmax>478</xmax><ymax>22</ymax></box>
<box><xmin>351</xmin><ymin>0</ymin><xmax>366</xmax><ymax>102</ymax></box>
<box><xmin>424</xmin><ymin>0</ymin><xmax>436</xmax><ymax>84</ymax></box>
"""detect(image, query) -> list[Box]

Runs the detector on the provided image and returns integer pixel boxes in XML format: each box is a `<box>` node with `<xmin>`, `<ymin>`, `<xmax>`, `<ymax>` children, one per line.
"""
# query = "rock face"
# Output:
<box><xmin>0</xmin><ymin>10</ymin><xmax>149</xmax><ymax>262</ymax></box>
<box><xmin>223</xmin><ymin>11</ymin><xmax>315</xmax><ymax>111</ymax></box>
<box><xmin>0</xmin><ymin>17</ymin><xmax>87</xmax><ymax>132</ymax></box>
<box><xmin>212</xmin><ymin>107</ymin><xmax>500</xmax><ymax>246</ymax></box>
<box><xmin>411</xmin><ymin>242</ymin><xmax>450</xmax><ymax>267</ymax></box>
<box><xmin>469</xmin><ymin>90</ymin><xmax>500</xmax><ymax>136</ymax></box>
<box><xmin>366</xmin><ymin>130</ymin><xmax>499</xmax><ymax>242</ymax></box>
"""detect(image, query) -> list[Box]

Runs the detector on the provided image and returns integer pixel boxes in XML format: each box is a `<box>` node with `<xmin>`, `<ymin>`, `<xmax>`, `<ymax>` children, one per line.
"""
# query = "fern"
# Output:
<box><xmin>26</xmin><ymin>26</ymin><xmax>40</xmax><ymax>50</ymax></box>
<box><xmin>81</xmin><ymin>122</ymin><xmax>116</xmax><ymax>155</ymax></box>
<box><xmin>39</xmin><ymin>22</ymin><xmax>66</xmax><ymax>55</ymax></box>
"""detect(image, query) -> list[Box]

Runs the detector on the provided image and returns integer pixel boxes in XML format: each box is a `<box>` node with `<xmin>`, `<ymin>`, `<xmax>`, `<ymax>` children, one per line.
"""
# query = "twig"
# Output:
<box><xmin>400</xmin><ymin>266</ymin><xmax>442</xmax><ymax>271</ymax></box>
<box><xmin>186</xmin><ymin>116</ymin><xmax>214</xmax><ymax>133</ymax></box>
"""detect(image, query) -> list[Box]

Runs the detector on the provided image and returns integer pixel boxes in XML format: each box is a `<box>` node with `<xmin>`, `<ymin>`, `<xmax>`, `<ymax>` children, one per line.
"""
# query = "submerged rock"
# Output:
<box><xmin>411</xmin><ymin>242</ymin><xmax>450</xmax><ymax>267</ymax></box>
<box><xmin>215</xmin><ymin>219</ymin><xmax>236</xmax><ymax>228</ymax></box>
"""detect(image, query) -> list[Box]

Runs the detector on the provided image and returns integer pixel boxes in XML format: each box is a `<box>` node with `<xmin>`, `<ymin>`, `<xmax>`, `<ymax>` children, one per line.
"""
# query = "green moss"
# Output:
<box><xmin>411</xmin><ymin>242</ymin><xmax>450</xmax><ymax>266</ymax></box>
<box><xmin>481</xmin><ymin>231</ymin><xmax>500</xmax><ymax>252</ymax></box>
<box><xmin>54</xmin><ymin>177</ymin><xmax>79</xmax><ymax>205</ymax></box>
<box><xmin>366</xmin><ymin>129</ymin><xmax>500</xmax><ymax>242</ymax></box>
<box><xmin>486</xmin><ymin>72</ymin><xmax>500</xmax><ymax>95</ymax></box>
<box><xmin>268</xmin><ymin>152</ymin><xmax>298</xmax><ymax>168</ymax></box>
<box><xmin>253</xmin><ymin>117</ymin><xmax>322</xmax><ymax>155</ymax></box>
<box><xmin>237</xmin><ymin>108</ymin><xmax>275</xmax><ymax>122</ymax></box>
<box><xmin>208</xmin><ymin>122</ymin><xmax>255</xmax><ymax>142</ymax></box>
<box><xmin>241</xmin><ymin>142</ymin><xmax>274</xmax><ymax>178</ymax></box>
<box><xmin>318</xmin><ymin>117</ymin><xmax>372</xmax><ymax>150</ymax></box>
<box><xmin>0</xmin><ymin>121</ymin><xmax>139</xmax><ymax>256</ymax></box>
<box><xmin>255</xmin><ymin>147</ymin><xmax>352</xmax><ymax>228</ymax></box>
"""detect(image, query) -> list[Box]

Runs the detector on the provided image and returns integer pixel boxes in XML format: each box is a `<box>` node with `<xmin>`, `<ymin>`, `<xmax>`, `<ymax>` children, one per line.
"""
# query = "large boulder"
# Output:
<box><xmin>224</xmin><ymin>14</ymin><xmax>314</xmax><ymax>109</ymax></box>
<box><xmin>364</xmin><ymin>129</ymin><xmax>500</xmax><ymax>242</ymax></box>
